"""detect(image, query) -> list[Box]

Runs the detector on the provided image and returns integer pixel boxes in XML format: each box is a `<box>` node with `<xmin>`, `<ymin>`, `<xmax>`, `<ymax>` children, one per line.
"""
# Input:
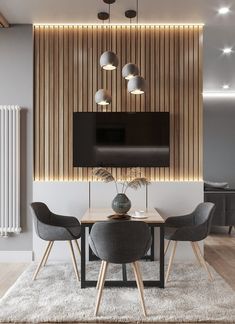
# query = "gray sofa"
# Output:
<box><xmin>204</xmin><ymin>189</ymin><xmax>235</xmax><ymax>234</ymax></box>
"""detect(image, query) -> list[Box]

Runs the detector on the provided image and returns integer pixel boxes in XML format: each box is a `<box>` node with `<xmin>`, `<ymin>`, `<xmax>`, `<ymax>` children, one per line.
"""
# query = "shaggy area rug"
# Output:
<box><xmin>0</xmin><ymin>261</ymin><xmax>235</xmax><ymax>323</ymax></box>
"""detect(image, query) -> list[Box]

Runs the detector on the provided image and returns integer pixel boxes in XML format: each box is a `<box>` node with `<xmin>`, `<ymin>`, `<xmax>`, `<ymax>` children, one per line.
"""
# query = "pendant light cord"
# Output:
<box><xmin>136</xmin><ymin>0</ymin><xmax>139</xmax><ymax>68</ymax></box>
<box><xmin>109</xmin><ymin>3</ymin><xmax>111</xmax><ymax>50</ymax></box>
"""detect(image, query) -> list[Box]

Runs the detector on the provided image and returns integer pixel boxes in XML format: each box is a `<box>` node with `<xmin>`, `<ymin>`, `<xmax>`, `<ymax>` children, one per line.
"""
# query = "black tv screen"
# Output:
<box><xmin>73</xmin><ymin>112</ymin><xmax>170</xmax><ymax>167</ymax></box>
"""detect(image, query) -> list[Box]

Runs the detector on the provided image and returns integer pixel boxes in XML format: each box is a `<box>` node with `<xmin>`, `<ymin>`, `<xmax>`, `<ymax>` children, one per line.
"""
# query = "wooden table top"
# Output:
<box><xmin>81</xmin><ymin>208</ymin><xmax>165</xmax><ymax>224</ymax></box>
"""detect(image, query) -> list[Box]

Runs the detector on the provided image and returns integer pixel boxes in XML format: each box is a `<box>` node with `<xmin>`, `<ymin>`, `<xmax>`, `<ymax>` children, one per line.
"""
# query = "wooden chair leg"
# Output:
<box><xmin>164</xmin><ymin>240</ymin><xmax>171</xmax><ymax>256</ymax></box>
<box><xmin>33</xmin><ymin>241</ymin><xmax>52</xmax><ymax>281</ymax></box>
<box><xmin>43</xmin><ymin>241</ymin><xmax>54</xmax><ymax>267</ymax></box>
<box><xmin>191</xmin><ymin>241</ymin><xmax>202</xmax><ymax>267</ymax></box>
<box><xmin>74</xmin><ymin>239</ymin><xmax>81</xmax><ymax>256</ymax></box>
<box><xmin>96</xmin><ymin>261</ymin><xmax>104</xmax><ymax>289</ymax></box>
<box><xmin>194</xmin><ymin>242</ymin><xmax>213</xmax><ymax>282</ymax></box>
<box><xmin>68</xmin><ymin>241</ymin><xmax>80</xmax><ymax>282</ymax></box>
<box><xmin>94</xmin><ymin>261</ymin><xmax>108</xmax><ymax>316</ymax></box>
<box><xmin>165</xmin><ymin>241</ymin><xmax>177</xmax><ymax>284</ymax></box>
<box><xmin>132</xmin><ymin>262</ymin><xmax>147</xmax><ymax>317</ymax></box>
<box><xmin>135</xmin><ymin>261</ymin><xmax>144</xmax><ymax>291</ymax></box>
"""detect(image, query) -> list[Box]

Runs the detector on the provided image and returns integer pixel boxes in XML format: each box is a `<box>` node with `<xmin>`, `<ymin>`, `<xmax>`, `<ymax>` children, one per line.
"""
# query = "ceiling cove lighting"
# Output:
<box><xmin>34</xmin><ymin>23</ymin><xmax>204</xmax><ymax>27</ymax></box>
<box><xmin>223</xmin><ymin>47</ymin><xmax>232</xmax><ymax>54</ymax></box>
<box><xmin>218</xmin><ymin>7</ymin><xmax>230</xmax><ymax>14</ymax></box>
<box><xmin>203</xmin><ymin>92</ymin><xmax>235</xmax><ymax>98</ymax></box>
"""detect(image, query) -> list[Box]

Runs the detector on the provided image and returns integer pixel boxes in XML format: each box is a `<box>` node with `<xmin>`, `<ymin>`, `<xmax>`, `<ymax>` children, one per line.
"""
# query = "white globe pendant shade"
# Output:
<box><xmin>100</xmin><ymin>51</ymin><xmax>118</xmax><ymax>70</ymax></box>
<box><xmin>95</xmin><ymin>89</ymin><xmax>112</xmax><ymax>105</ymax></box>
<box><xmin>127</xmin><ymin>76</ymin><xmax>146</xmax><ymax>94</ymax></box>
<box><xmin>122</xmin><ymin>63</ymin><xmax>139</xmax><ymax>80</ymax></box>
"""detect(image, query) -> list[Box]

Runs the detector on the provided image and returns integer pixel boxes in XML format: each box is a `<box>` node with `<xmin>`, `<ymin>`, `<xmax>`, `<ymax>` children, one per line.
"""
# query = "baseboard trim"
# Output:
<box><xmin>0</xmin><ymin>251</ymin><xmax>33</xmax><ymax>262</ymax></box>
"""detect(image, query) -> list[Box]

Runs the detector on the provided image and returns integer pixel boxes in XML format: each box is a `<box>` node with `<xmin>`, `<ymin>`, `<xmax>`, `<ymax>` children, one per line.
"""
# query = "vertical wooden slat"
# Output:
<box><xmin>39</xmin><ymin>27</ymin><xmax>45</xmax><ymax>180</ymax></box>
<box><xmin>169</xmin><ymin>26</ymin><xmax>175</xmax><ymax>181</ymax></box>
<box><xmin>68</xmin><ymin>26</ymin><xmax>74</xmax><ymax>180</ymax></box>
<box><xmin>58</xmin><ymin>26</ymin><xmax>64</xmax><ymax>180</ymax></box>
<box><xmin>184</xmin><ymin>26</ymin><xmax>189</xmax><ymax>181</ymax></box>
<box><xmin>63</xmin><ymin>27</ymin><xmax>69</xmax><ymax>181</ymax></box>
<box><xmin>54</xmin><ymin>27</ymin><xmax>59</xmax><ymax>180</ymax></box>
<box><xmin>174</xmin><ymin>26</ymin><xmax>180</xmax><ymax>181</ymax></box>
<box><xmin>34</xmin><ymin>27</ymin><xmax>40</xmax><ymax>180</ymax></box>
<box><xmin>179</xmin><ymin>26</ymin><xmax>184</xmax><ymax>181</ymax></box>
<box><xmin>49</xmin><ymin>26</ymin><xmax>54</xmax><ymax>180</ymax></box>
<box><xmin>34</xmin><ymin>25</ymin><xmax>203</xmax><ymax>182</ymax></box>
<box><xmin>188</xmin><ymin>26</ymin><xmax>194</xmax><ymax>181</ymax></box>
<box><xmin>193</xmin><ymin>26</ymin><xmax>199</xmax><ymax>181</ymax></box>
<box><xmin>44</xmin><ymin>27</ymin><xmax>49</xmax><ymax>181</ymax></box>
<box><xmin>198</xmin><ymin>26</ymin><xmax>203</xmax><ymax>181</ymax></box>
<box><xmin>73</xmin><ymin>27</ymin><xmax>78</xmax><ymax>180</ymax></box>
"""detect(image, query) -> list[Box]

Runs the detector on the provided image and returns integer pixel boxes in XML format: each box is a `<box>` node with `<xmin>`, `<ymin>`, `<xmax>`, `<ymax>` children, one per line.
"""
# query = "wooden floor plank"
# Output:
<box><xmin>205</xmin><ymin>226</ymin><xmax>235</xmax><ymax>291</ymax></box>
<box><xmin>0</xmin><ymin>263</ymin><xmax>28</xmax><ymax>298</ymax></box>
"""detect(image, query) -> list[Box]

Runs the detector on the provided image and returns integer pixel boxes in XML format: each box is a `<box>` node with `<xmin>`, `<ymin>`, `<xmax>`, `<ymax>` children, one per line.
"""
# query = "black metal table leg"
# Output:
<box><xmin>159</xmin><ymin>224</ymin><xmax>165</xmax><ymax>288</ymax></box>
<box><xmin>122</xmin><ymin>264</ymin><xmax>127</xmax><ymax>282</ymax></box>
<box><xmin>81</xmin><ymin>224</ymin><xmax>86</xmax><ymax>288</ymax></box>
<box><xmin>150</xmin><ymin>226</ymin><xmax>155</xmax><ymax>261</ymax></box>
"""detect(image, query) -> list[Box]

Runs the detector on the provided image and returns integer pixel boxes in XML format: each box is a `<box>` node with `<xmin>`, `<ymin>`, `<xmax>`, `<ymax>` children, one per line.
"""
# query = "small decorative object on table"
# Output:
<box><xmin>93</xmin><ymin>167</ymin><xmax>150</xmax><ymax>217</ymax></box>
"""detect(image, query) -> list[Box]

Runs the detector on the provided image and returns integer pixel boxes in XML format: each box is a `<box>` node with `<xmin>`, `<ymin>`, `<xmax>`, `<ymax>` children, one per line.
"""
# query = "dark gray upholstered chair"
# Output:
<box><xmin>164</xmin><ymin>202</ymin><xmax>215</xmax><ymax>284</ymax></box>
<box><xmin>30</xmin><ymin>202</ymin><xmax>81</xmax><ymax>281</ymax></box>
<box><xmin>89</xmin><ymin>220</ymin><xmax>152</xmax><ymax>316</ymax></box>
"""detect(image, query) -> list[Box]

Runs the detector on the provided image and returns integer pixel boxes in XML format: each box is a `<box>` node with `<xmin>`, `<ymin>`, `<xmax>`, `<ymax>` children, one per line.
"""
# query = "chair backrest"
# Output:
<box><xmin>30</xmin><ymin>202</ymin><xmax>52</xmax><ymax>239</ymax></box>
<box><xmin>193</xmin><ymin>202</ymin><xmax>216</xmax><ymax>236</ymax></box>
<box><xmin>89</xmin><ymin>220</ymin><xmax>152</xmax><ymax>264</ymax></box>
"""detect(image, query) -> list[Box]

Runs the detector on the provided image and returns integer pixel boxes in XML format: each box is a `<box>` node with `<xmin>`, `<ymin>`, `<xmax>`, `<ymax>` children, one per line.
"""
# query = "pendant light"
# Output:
<box><xmin>122</xmin><ymin>10</ymin><xmax>139</xmax><ymax>80</ymax></box>
<box><xmin>95</xmin><ymin>89</ymin><xmax>112</xmax><ymax>105</ymax></box>
<box><xmin>99</xmin><ymin>0</ymin><xmax>118</xmax><ymax>71</ymax></box>
<box><xmin>127</xmin><ymin>76</ymin><xmax>146</xmax><ymax>94</ymax></box>
<box><xmin>127</xmin><ymin>0</ymin><xmax>146</xmax><ymax>95</ymax></box>
<box><xmin>95</xmin><ymin>12</ymin><xmax>112</xmax><ymax>105</ymax></box>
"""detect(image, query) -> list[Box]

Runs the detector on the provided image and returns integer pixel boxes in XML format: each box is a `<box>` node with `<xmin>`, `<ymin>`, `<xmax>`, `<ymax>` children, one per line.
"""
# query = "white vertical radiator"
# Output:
<box><xmin>0</xmin><ymin>105</ymin><xmax>21</xmax><ymax>237</ymax></box>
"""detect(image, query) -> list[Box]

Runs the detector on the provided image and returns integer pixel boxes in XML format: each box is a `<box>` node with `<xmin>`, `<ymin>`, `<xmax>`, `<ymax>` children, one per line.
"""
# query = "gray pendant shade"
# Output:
<box><xmin>122</xmin><ymin>63</ymin><xmax>139</xmax><ymax>80</ymax></box>
<box><xmin>95</xmin><ymin>89</ymin><xmax>112</xmax><ymax>105</ymax></box>
<box><xmin>100</xmin><ymin>51</ymin><xmax>118</xmax><ymax>70</ymax></box>
<box><xmin>127</xmin><ymin>76</ymin><xmax>146</xmax><ymax>94</ymax></box>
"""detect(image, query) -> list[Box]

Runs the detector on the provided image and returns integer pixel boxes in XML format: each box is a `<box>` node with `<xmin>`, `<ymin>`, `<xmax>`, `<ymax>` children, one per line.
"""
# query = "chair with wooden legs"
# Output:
<box><xmin>30</xmin><ymin>202</ymin><xmax>81</xmax><ymax>282</ymax></box>
<box><xmin>164</xmin><ymin>202</ymin><xmax>216</xmax><ymax>284</ymax></box>
<box><xmin>89</xmin><ymin>220</ymin><xmax>152</xmax><ymax>317</ymax></box>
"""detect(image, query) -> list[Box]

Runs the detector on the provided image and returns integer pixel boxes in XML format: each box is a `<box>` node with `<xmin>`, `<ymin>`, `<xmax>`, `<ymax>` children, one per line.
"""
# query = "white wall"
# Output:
<box><xmin>33</xmin><ymin>181</ymin><xmax>203</xmax><ymax>262</ymax></box>
<box><xmin>0</xmin><ymin>25</ymin><xmax>33</xmax><ymax>256</ymax></box>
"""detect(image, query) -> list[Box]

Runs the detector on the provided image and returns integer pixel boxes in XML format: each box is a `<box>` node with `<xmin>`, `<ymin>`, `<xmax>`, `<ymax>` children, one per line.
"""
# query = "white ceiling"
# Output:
<box><xmin>0</xmin><ymin>0</ymin><xmax>235</xmax><ymax>92</ymax></box>
<box><xmin>0</xmin><ymin>0</ymin><xmax>234</xmax><ymax>25</ymax></box>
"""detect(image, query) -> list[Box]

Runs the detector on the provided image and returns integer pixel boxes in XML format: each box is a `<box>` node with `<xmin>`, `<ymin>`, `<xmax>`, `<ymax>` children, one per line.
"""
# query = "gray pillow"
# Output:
<box><xmin>204</xmin><ymin>180</ymin><xmax>229</xmax><ymax>189</ymax></box>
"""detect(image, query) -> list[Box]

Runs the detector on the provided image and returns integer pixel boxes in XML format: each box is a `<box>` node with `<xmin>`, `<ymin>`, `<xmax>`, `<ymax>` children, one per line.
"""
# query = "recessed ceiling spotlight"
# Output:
<box><xmin>223</xmin><ymin>47</ymin><xmax>232</xmax><ymax>54</ymax></box>
<box><xmin>222</xmin><ymin>84</ymin><xmax>230</xmax><ymax>89</ymax></box>
<box><xmin>218</xmin><ymin>7</ymin><xmax>230</xmax><ymax>14</ymax></box>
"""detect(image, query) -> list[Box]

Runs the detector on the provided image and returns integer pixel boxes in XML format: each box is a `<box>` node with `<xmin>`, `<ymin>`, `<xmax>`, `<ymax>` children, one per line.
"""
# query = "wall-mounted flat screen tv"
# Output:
<box><xmin>73</xmin><ymin>112</ymin><xmax>170</xmax><ymax>167</ymax></box>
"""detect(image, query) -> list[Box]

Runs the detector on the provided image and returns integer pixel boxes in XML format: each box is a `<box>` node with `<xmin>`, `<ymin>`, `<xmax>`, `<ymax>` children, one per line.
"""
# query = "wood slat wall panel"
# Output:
<box><xmin>34</xmin><ymin>25</ymin><xmax>203</xmax><ymax>181</ymax></box>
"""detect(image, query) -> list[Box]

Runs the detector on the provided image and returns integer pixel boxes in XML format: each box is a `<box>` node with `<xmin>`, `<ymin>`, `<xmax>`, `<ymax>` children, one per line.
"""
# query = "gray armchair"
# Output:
<box><xmin>30</xmin><ymin>202</ymin><xmax>81</xmax><ymax>282</ymax></box>
<box><xmin>89</xmin><ymin>220</ymin><xmax>152</xmax><ymax>317</ymax></box>
<box><xmin>164</xmin><ymin>202</ymin><xmax>215</xmax><ymax>284</ymax></box>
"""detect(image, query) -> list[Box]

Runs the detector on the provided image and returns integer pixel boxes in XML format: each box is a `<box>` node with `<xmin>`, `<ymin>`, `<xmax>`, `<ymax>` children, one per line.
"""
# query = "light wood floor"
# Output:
<box><xmin>205</xmin><ymin>226</ymin><xmax>235</xmax><ymax>290</ymax></box>
<box><xmin>0</xmin><ymin>262</ymin><xmax>28</xmax><ymax>298</ymax></box>
<box><xmin>0</xmin><ymin>228</ymin><xmax>234</xmax><ymax>324</ymax></box>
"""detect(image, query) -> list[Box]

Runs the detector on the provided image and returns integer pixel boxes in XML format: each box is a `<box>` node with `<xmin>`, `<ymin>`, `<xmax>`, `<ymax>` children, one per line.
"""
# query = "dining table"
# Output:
<box><xmin>80</xmin><ymin>208</ymin><xmax>165</xmax><ymax>289</ymax></box>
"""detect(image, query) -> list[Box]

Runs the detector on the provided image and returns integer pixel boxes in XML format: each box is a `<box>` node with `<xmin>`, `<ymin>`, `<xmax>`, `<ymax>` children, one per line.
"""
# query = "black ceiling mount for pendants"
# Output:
<box><xmin>125</xmin><ymin>10</ymin><xmax>137</xmax><ymax>19</ymax></box>
<box><xmin>97</xmin><ymin>12</ymin><xmax>110</xmax><ymax>20</ymax></box>
<box><xmin>103</xmin><ymin>0</ymin><xmax>116</xmax><ymax>4</ymax></box>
